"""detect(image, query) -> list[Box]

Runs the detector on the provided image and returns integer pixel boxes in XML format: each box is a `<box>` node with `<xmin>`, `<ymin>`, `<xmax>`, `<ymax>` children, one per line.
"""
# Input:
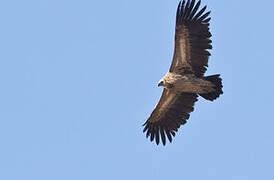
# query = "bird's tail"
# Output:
<box><xmin>199</xmin><ymin>74</ymin><xmax>223</xmax><ymax>101</ymax></box>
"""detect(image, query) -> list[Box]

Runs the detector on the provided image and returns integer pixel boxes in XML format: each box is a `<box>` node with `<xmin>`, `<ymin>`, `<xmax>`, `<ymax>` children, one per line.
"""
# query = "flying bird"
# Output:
<box><xmin>143</xmin><ymin>0</ymin><xmax>223</xmax><ymax>145</ymax></box>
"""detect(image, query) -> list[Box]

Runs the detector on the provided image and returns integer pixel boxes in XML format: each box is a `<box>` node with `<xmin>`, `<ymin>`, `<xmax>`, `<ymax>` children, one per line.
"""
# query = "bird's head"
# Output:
<box><xmin>158</xmin><ymin>79</ymin><xmax>173</xmax><ymax>89</ymax></box>
<box><xmin>158</xmin><ymin>79</ymin><xmax>165</xmax><ymax>87</ymax></box>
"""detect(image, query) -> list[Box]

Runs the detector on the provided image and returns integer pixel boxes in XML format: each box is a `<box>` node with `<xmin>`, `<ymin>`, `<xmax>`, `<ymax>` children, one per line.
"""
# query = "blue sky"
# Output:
<box><xmin>0</xmin><ymin>0</ymin><xmax>274</xmax><ymax>179</ymax></box>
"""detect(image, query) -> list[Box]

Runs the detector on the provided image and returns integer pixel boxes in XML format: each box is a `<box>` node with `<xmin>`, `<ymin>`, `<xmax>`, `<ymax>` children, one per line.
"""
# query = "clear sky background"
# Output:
<box><xmin>0</xmin><ymin>0</ymin><xmax>273</xmax><ymax>179</ymax></box>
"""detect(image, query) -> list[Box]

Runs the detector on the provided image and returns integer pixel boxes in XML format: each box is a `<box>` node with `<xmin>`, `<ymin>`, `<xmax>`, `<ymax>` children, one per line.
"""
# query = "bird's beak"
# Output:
<box><xmin>158</xmin><ymin>81</ymin><xmax>164</xmax><ymax>87</ymax></box>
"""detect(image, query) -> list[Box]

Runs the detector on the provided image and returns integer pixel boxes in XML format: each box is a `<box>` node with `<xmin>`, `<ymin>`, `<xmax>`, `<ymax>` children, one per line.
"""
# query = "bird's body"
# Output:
<box><xmin>161</xmin><ymin>72</ymin><xmax>215</xmax><ymax>94</ymax></box>
<box><xmin>143</xmin><ymin>0</ymin><xmax>223</xmax><ymax>145</ymax></box>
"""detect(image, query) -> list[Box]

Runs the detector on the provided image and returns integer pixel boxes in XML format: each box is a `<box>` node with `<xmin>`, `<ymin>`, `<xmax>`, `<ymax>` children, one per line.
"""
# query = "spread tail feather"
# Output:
<box><xmin>199</xmin><ymin>74</ymin><xmax>223</xmax><ymax>101</ymax></box>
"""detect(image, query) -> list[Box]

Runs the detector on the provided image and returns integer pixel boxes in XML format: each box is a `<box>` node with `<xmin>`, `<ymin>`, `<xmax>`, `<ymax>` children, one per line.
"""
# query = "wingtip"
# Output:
<box><xmin>160</xmin><ymin>128</ymin><xmax>166</xmax><ymax>146</ymax></box>
<box><xmin>142</xmin><ymin>121</ymin><xmax>147</xmax><ymax>126</ymax></box>
<box><xmin>155</xmin><ymin>129</ymin><xmax>160</xmax><ymax>145</ymax></box>
<box><xmin>178</xmin><ymin>0</ymin><xmax>182</xmax><ymax>7</ymax></box>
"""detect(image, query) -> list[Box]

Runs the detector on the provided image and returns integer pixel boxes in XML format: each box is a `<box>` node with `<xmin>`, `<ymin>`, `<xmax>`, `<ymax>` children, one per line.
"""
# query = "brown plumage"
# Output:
<box><xmin>143</xmin><ymin>0</ymin><xmax>223</xmax><ymax>145</ymax></box>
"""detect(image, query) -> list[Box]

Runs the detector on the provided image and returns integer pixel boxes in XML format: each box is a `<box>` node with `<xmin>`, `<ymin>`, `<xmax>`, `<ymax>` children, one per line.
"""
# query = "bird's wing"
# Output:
<box><xmin>170</xmin><ymin>0</ymin><xmax>212</xmax><ymax>77</ymax></box>
<box><xmin>143</xmin><ymin>89</ymin><xmax>198</xmax><ymax>145</ymax></box>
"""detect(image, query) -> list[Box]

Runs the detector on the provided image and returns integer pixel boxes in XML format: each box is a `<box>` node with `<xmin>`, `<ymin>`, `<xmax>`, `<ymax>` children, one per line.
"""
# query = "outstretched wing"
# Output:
<box><xmin>143</xmin><ymin>90</ymin><xmax>198</xmax><ymax>145</ymax></box>
<box><xmin>170</xmin><ymin>0</ymin><xmax>212</xmax><ymax>77</ymax></box>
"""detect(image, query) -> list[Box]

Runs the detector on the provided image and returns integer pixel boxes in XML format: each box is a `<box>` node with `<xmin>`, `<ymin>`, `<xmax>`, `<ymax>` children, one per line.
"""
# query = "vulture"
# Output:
<box><xmin>143</xmin><ymin>0</ymin><xmax>223</xmax><ymax>145</ymax></box>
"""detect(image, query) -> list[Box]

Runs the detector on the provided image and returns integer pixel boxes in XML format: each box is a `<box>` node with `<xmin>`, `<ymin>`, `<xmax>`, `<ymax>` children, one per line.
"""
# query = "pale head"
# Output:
<box><xmin>157</xmin><ymin>78</ymin><xmax>173</xmax><ymax>89</ymax></box>
<box><xmin>157</xmin><ymin>78</ymin><xmax>164</xmax><ymax>87</ymax></box>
